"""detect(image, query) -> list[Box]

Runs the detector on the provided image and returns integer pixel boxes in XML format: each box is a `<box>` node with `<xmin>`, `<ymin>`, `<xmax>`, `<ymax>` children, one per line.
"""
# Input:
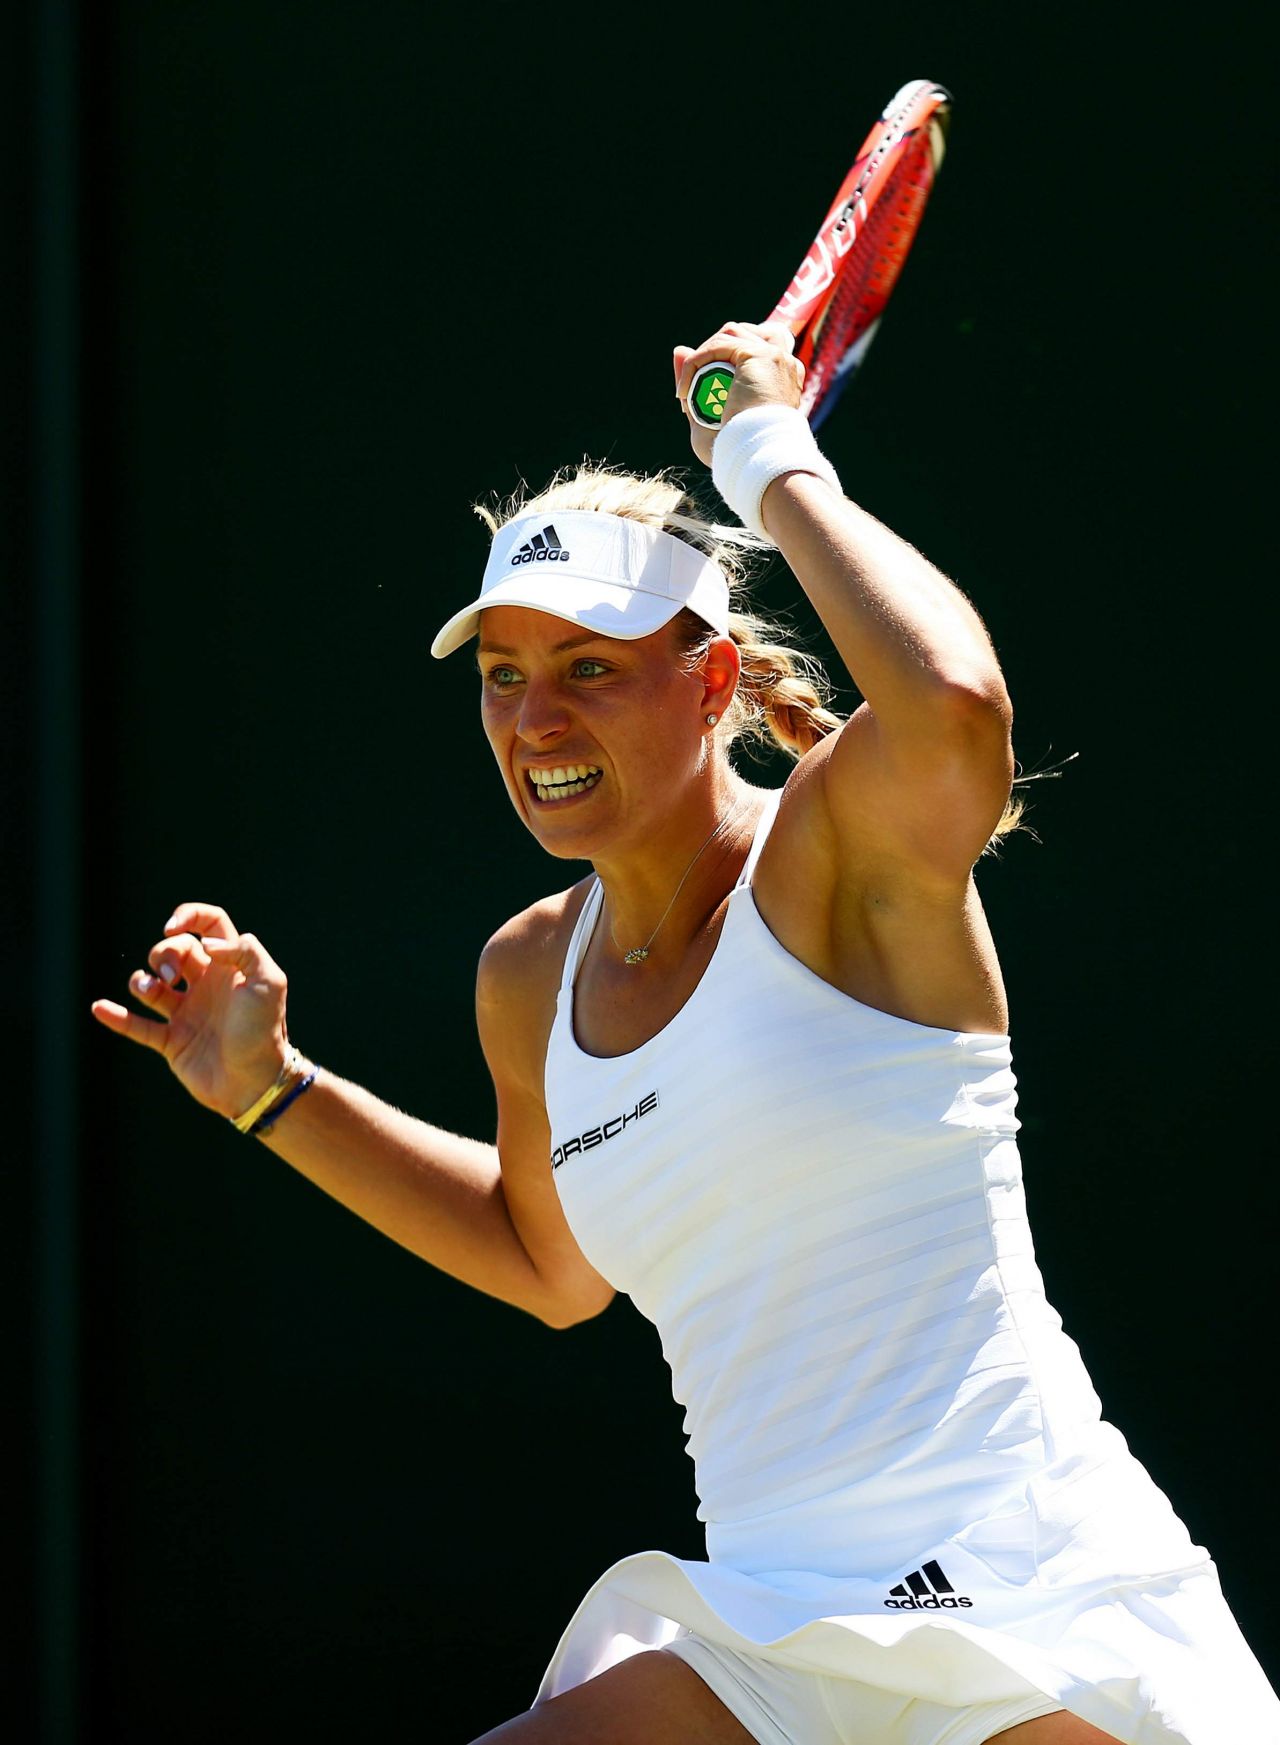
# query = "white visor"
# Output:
<box><xmin>430</xmin><ymin>509</ymin><xmax>731</xmax><ymax>659</ymax></box>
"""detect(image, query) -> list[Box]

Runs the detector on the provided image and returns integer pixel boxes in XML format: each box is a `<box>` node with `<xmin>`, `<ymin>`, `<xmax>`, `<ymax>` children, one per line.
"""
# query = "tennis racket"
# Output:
<box><xmin>688</xmin><ymin>79</ymin><xmax>951</xmax><ymax>432</ymax></box>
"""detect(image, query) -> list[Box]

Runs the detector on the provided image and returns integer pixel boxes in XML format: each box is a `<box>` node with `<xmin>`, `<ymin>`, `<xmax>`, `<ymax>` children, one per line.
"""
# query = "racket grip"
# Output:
<box><xmin>688</xmin><ymin>362</ymin><xmax>735</xmax><ymax>430</ymax></box>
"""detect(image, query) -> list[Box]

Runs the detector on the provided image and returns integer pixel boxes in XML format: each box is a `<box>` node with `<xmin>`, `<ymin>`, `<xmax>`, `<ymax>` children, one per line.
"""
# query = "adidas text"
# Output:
<box><xmin>511</xmin><ymin>525</ymin><xmax>570</xmax><ymax>565</ymax></box>
<box><xmin>884</xmin><ymin>1559</ymin><xmax>972</xmax><ymax>1610</ymax></box>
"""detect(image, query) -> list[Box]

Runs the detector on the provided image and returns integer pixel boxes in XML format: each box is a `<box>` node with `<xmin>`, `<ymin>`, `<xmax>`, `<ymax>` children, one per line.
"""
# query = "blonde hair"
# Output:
<box><xmin>474</xmin><ymin>463</ymin><xmax>1024</xmax><ymax>852</ymax></box>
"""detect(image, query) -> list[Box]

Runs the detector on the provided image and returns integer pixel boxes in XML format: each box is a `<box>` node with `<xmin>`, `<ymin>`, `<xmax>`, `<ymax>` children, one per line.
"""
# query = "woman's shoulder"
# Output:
<box><xmin>476</xmin><ymin>877</ymin><xmax>596</xmax><ymax>1033</ymax></box>
<box><xmin>475</xmin><ymin>878</ymin><xmax>596</xmax><ymax>1098</ymax></box>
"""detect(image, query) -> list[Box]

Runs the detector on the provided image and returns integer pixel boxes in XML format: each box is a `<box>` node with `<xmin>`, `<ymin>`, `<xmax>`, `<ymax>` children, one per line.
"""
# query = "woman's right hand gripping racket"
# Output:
<box><xmin>686</xmin><ymin>79</ymin><xmax>952</xmax><ymax>434</ymax></box>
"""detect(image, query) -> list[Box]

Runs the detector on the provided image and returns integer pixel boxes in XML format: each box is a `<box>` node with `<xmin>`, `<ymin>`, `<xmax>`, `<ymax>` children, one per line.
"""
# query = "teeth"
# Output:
<box><xmin>529</xmin><ymin>767</ymin><xmax>602</xmax><ymax>802</ymax></box>
<box><xmin>529</xmin><ymin>764</ymin><xmax>600</xmax><ymax>786</ymax></box>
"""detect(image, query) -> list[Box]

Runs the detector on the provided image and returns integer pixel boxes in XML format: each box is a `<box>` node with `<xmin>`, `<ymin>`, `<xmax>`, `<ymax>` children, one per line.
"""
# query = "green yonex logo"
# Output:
<box><xmin>691</xmin><ymin>367</ymin><xmax>733</xmax><ymax>424</ymax></box>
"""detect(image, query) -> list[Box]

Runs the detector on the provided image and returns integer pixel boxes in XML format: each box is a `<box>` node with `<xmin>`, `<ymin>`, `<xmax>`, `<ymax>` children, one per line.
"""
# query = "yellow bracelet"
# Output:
<box><xmin>230</xmin><ymin>1046</ymin><xmax>303</xmax><ymax>1134</ymax></box>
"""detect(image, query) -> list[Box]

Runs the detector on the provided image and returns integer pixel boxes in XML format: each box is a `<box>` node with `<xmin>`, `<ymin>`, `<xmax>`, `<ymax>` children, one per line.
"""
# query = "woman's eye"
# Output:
<box><xmin>573</xmin><ymin>660</ymin><xmax>608</xmax><ymax>678</ymax></box>
<box><xmin>484</xmin><ymin>666</ymin><xmax>522</xmax><ymax>687</ymax></box>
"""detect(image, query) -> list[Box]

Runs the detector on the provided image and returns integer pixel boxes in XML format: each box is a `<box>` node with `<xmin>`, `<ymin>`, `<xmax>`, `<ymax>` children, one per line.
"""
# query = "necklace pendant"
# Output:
<box><xmin>623</xmin><ymin>947</ymin><xmax>650</xmax><ymax>966</ymax></box>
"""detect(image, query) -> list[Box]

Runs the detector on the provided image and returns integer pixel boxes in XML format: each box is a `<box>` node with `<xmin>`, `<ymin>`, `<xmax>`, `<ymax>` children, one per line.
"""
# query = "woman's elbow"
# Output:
<box><xmin>541</xmin><ymin>1284</ymin><xmax>617</xmax><ymax>1330</ymax></box>
<box><xmin>933</xmin><ymin>668</ymin><xmax>1014</xmax><ymax>741</ymax></box>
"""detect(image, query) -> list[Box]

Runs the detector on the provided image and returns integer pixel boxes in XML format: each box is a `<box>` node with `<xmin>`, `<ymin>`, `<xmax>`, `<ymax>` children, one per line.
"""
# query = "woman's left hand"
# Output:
<box><xmin>673</xmin><ymin>321</ymin><xmax>805</xmax><ymax>467</ymax></box>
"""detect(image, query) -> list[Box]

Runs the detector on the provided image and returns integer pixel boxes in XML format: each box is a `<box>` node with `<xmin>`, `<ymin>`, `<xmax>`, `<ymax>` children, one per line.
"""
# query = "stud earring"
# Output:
<box><xmin>706</xmin><ymin>713</ymin><xmax>718</xmax><ymax>725</ymax></box>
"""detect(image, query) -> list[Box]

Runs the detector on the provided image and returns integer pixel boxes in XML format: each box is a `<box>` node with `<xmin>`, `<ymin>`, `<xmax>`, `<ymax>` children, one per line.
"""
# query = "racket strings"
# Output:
<box><xmin>799</xmin><ymin>139</ymin><xmax>938</xmax><ymax>420</ymax></box>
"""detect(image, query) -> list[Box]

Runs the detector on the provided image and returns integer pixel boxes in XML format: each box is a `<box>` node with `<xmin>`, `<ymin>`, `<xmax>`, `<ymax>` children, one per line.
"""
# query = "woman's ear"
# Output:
<box><xmin>700</xmin><ymin>634</ymin><xmax>740</xmax><ymax>725</ymax></box>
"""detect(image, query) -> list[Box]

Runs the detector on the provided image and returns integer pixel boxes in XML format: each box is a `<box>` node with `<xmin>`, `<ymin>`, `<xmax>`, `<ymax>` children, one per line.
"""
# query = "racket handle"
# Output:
<box><xmin>688</xmin><ymin>362</ymin><xmax>735</xmax><ymax>430</ymax></box>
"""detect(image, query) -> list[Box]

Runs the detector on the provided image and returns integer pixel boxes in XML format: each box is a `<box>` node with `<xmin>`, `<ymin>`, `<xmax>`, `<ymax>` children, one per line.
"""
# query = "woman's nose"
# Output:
<box><xmin>514</xmin><ymin>680</ymin><xmax>570</xmax><ymax>745</ymax></box>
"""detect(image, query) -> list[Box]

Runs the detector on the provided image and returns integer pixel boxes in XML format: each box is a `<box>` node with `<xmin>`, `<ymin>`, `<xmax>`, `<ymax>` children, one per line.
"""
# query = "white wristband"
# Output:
<box><xmin>710</xmin><ymin>404</ymin><xmax>842</xmax><ymax>542</ymax></box>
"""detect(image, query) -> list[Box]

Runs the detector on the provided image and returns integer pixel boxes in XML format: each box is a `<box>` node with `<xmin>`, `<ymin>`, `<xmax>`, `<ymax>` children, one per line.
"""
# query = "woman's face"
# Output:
<box><xmin>476</xmin><ymin>605</ymin><xmax>733</xmax><ymax>859</ymax></box>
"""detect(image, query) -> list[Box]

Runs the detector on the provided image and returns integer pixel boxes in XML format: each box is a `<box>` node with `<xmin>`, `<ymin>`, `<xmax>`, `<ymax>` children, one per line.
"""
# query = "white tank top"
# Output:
<box><xmin>535</xmin><ymin>792</ymin><xmax>1272</xmax><ymax>1738</ymax></box>
<box><xmin>548</xmin><ymin>789</ymin><xmax>1124</xmax><ymax>1577</ymax></box>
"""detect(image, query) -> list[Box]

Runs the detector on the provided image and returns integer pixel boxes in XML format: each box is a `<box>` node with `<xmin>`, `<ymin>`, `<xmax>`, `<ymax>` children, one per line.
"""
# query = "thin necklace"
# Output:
<box><xmin>608</xmin><ymin>803</ymin><xmax>746</xmax><ymax>966</ymax></box>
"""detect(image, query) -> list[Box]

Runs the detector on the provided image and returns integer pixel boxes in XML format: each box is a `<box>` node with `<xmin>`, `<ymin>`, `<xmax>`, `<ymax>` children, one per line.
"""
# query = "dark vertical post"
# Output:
<box><xmin>33</xmin><ymin>0</ymin><xmax>81</xmax><ymax>1738</ymax></box>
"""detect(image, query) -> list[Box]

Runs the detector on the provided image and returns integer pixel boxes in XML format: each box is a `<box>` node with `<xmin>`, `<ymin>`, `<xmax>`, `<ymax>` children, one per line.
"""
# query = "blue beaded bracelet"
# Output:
<box><xmin>250</xmin><ymin>1068</ymin><xmax>318</xmax><ymax>1137</ymax></box>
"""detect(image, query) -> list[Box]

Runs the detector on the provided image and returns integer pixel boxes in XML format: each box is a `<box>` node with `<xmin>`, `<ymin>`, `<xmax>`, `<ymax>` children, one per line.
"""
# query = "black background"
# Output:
<box><xmin>10</xmin><ymin>2</ymin><xmax>1275</xmax><ymax>1739</ymax></box>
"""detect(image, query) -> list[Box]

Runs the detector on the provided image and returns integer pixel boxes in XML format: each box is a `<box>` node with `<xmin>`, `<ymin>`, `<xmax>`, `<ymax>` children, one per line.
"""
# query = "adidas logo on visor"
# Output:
<box><xmin>511</xmin><ymin>524</ymin><xmax>570</xmax><ymax>565</ymax></box>
<box><xmin>883</xmin><ymin>1559</ymin><xmax>972</xmax><ymax>1609</ymax></box>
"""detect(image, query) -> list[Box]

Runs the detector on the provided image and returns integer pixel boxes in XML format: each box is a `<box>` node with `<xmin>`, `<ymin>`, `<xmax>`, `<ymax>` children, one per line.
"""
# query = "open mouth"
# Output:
<box><xmin>526</xmin><ymin>763</ymin><xmax>602</xmax><ymax>804</ymax></box>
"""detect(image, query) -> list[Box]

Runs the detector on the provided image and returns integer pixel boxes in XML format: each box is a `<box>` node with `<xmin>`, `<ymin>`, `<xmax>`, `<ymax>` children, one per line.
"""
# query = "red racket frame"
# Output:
<box><xmin>689</xmin><ymin>80</ymin><xmax>951</xmax><ymax>430</ymax></box>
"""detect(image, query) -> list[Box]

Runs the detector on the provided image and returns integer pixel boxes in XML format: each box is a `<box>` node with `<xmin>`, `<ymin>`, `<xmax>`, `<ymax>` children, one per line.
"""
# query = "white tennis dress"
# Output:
<box><xmin>534</xmin><ymin>791</ymin><xmax>1278</xmax><ymax>1742</ymax></box>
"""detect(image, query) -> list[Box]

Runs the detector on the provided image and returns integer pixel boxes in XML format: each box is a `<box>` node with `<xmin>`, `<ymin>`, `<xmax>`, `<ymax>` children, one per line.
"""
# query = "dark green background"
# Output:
<box><xmin>11</xmin><ymin>2</ymin><xmax>1274</xmax><ymax>1739</ymax></box>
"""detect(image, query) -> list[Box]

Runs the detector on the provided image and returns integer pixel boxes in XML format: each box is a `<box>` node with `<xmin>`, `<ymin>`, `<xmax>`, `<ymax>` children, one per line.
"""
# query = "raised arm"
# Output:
<box><xmin>676</xmin><ymin>323</ymin><xmax>1013</xmax><ymax>884</ymax></box>
<box><xmin>756</xmin><ymin>470</ymin><xmax>1014</xmax><ymax>879</ymax></box>
<box><xmin>90</xmin><ymin>901</ymin><xmax>609</xmax><ymax>1328</ymax></box>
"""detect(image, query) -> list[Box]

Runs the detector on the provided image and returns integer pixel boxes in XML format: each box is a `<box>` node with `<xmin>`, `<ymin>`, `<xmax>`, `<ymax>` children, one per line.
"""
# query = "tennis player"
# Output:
<box><xmin>92</xmin><ymin>324</ymin><xmax>1278</xmax><ymax>1743</ymax></box>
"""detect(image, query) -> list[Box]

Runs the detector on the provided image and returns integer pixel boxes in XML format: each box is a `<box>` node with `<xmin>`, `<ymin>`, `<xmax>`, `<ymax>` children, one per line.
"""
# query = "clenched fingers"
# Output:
<box><xmin>165</xmin><ymin>902</ymin><xmax>237</xmax><ymax>941</ymax></box>
<box><xmin>147</xmin><ymin>931</ymin><xmax>213</xmax><ymax>989</ymax></box>
<box><xmin>755</xmin><ymin>320</ymin><xmax>797</xmax><ymax>352</ymax></box>
<box><xmin>719</xmin><ymin>320</ymin><xmax>797</xmax><ymax>351</ymax></box>
<box><xmin>673</xmin><ymin>323</ymin><xmax>800</xmax><ymax>402</ymax></box>
<box><xmin>129</xmin><ymin>966</ymin><xmax>182</xmax><ymax>1017</ymax></box>
<box><xmin>89</xmin><ymin>941</ymin><xmax>199</xmax><ymax>1054</ymax></box>
<box><xmin>200</xmin><ymin>931</ymin><xmax>286</xmax><ymax>993</ymax></box>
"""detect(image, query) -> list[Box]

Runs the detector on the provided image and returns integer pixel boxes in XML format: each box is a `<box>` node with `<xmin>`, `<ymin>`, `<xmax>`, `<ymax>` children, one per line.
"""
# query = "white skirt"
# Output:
<box><xmin>535</xmin><ymin>1546</ymin><xmax>1276</xmax><ymax>1742</ymax></box>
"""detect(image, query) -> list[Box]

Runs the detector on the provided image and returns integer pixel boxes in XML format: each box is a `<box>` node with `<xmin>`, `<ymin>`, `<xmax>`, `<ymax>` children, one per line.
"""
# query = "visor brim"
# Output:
<box><xmin>430</xmin><ymin>573</ymin><xmax>689</xmax><ymax>659</ymax></box>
